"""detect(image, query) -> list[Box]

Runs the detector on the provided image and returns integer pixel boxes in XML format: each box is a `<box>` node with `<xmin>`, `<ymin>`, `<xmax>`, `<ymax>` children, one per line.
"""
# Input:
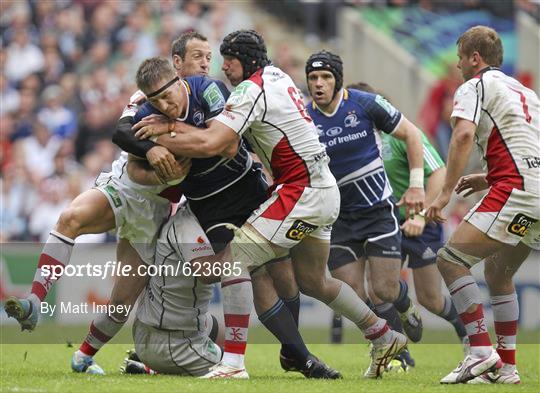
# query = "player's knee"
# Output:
<box><xmin>437</xmin><ymin>245</ymin><xmax>481</xmax><ymax>270</ymax></box>
<box><xmin>416</xmin><ymin>290</ymin><xmax>442</xmax><ymax>313</ymax></box>
<box><xmin>372</xmin><ymin>279</ymin><xmax>399</xmax><ymax>303</ymax></box>
<box><xmin>57</xmin><ymin>207</ymin><xmax>83</xmax><ymax>237</ymax></box>
<box><xmin>298</xmin><ymin>275</ymin><xmax>325</xmax><ymax>298</ymax></box>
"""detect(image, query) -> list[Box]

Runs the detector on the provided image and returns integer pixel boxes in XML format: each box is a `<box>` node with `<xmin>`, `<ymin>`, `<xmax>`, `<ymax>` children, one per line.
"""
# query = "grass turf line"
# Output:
<box><xmin>1</xmin><ymin>327</ymin><xmax>539</xmax><ymax>393</ymax></box>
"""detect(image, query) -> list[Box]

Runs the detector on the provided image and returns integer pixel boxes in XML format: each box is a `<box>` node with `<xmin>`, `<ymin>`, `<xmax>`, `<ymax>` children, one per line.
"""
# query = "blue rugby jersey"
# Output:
<box><xmin>133</xmin><ymin>76</ymin><xmax>253</xmax><ymax>200</ymax></box>
<box><xmin>307</xmin><ymin>88</ymin><xmax>402</xmax><ymax>211</ymax></box>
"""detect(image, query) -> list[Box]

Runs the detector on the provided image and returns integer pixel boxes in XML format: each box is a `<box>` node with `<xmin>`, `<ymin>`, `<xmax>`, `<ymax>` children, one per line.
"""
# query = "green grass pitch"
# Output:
<box><xmin>1</xmin><ymin>325</ymin><xmax>539</xmax><ymax>392</ymax></box>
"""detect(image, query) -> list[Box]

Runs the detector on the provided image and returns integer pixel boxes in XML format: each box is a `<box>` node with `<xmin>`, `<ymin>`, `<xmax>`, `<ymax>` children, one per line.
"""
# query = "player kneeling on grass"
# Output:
<box><xmin>121</xmin><ymin>204</ymin><xmax>225</xmax><ymax>376</ymax></box>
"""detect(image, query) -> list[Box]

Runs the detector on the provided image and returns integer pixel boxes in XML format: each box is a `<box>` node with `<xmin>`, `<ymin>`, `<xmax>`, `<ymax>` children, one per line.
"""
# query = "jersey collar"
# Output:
<box><xmin>474</xmin><ymin>66</ymin><xmax>500</xmax><ymax>78</ymax></box>
<box><xmin>312</xmin><ymin>88</ymin><xmax>347</xmax><ymax>118</ymax></box>
<box><xmin>177</xmin><ymin>79</ymin><xmax>190</xmax><ymax>121</ymax></box>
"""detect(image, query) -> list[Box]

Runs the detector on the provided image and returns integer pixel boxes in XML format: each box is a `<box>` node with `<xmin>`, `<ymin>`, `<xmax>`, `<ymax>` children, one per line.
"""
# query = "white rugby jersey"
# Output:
<box><xmin>136</xmin><ymin>206</ymin><xmax>215</xmax><ymax>331</ymax></box>
<box><xmin>451</xmin><ymin>67</ymin><xmax>540</xmax><ymax>194</ymax></box>
<box><xmin>215</xmin><ymin>65</ymin><xmax>336</xmax><ymax>188</ymax></box>
<box><xmin>105</xmin><ymin>152</ymin><xmax>179</xmax><ymax>202</ymax></box>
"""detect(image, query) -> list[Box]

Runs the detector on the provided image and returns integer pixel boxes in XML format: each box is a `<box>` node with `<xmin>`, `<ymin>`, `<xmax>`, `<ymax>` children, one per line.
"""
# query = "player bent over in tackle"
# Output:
<box><xmin>426</xmin><ymin>26</ymin><xmax>540</xmax><ymax>384</ymax></box>
<box><xmin>121</xmin><ymin>205</ymin><xmax>225</xmax><ymax>377</ymax></box>
<box><xmin>135</xmin><ymin>30</ymin><xmax>408</xmax><ymax>379</ymax></box>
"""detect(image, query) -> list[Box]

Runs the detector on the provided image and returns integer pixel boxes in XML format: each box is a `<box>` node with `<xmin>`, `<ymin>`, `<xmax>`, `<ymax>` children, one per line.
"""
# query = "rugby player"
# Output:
<box><xmin>304</xmin><ymin>52</ymin><xmax>425</xmax><ymax>363</ymax></box>
<box><xmin>134</xmin><ymin>29</ymin><xmax>408</xmax><ymax>379</ymax></box>
<box><xmin>426</xmin><ymin>25</ymin><xmax>539</xmax><ymax>384</ymax></box>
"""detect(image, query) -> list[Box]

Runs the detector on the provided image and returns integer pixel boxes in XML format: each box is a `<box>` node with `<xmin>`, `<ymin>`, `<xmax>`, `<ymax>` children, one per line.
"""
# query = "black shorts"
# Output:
<box><xmin>402</xmin><ymin>222</ymin><xmax>443</xmax><ymax>269</ymax></box>
<box><xmin>188</xmin><ymin>163</ymin><xmax>268</xmax><ymax>252</ymax></box>
<box><xmin>328</xmin><ymin>199</ymin><xmax>402</xmax><ymax>271</ymax></box>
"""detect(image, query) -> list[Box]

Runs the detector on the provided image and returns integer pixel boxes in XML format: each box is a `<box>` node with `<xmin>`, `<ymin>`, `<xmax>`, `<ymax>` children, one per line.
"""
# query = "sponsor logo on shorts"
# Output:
<box><xmin>507</xmin><ymin>213</ymin><xmax>537</xmax><ymax>237</ymax></box>
<box><xmin>422</xmin><ymin>247</ymin><xmax>437</xmax><ymax>260</ymax></box>
<box><xmin>285</xmin><ymin>220</ymin><xmax>318</xmax><ymax>241</ymax></box>
<box><xmin>104</xmin><ymin>185</ymin><xmax>122</xmax><ymax>207</ymax></box>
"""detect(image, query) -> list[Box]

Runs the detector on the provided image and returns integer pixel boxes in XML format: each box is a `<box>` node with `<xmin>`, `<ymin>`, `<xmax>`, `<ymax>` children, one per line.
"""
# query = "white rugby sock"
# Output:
<box><xmin>327</xmin><ymin>282</ymin><xmax>376</xmax><ymax>331</ymax></box>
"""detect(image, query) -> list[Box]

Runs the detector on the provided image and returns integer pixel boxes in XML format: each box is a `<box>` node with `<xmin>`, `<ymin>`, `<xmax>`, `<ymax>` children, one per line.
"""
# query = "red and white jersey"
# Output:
<box><xmin>214</xmin><ymin>65</ymin><xmax>336</xmax><ymax>189</ymax></box>
<box><xmin>451</xmin><ymin>67</ymin><xmax>540</xmax><ymax>194</ymax></box>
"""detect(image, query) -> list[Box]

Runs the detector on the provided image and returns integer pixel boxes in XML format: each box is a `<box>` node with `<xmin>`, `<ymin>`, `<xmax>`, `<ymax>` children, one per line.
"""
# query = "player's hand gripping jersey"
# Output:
<box><xmin>115</xmin><ymin>76</ymin><xmax>254</xmax><ymax>200</ymax></box>
<box><xmin>307</xmin><ymin>88</ymin><xmax>403</xmax><ymax>211</ymax></box>
<box><xmin>452</xmin><ymin>67</ymin><xmax>540</xmax><ymax>248</ymax></box>
<box><xmin>214</xmin><ymin>66</ymin><xmax>336</xmax><ymax>189</ymax></box>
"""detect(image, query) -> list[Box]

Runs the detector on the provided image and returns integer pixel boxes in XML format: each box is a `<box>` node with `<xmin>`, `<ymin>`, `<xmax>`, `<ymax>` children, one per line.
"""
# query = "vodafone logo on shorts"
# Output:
<box><xmin>507</xmin><ymin>213</ymin><xmax>537</xmax><ymax>237</ymax></box>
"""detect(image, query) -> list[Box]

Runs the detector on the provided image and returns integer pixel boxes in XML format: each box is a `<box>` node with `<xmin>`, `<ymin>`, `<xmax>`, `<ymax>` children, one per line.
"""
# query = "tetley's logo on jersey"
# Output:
<box><xmin>507</xmin><ymin>213</ymin><xmax>537</xmax><ymax>237</ymax></box>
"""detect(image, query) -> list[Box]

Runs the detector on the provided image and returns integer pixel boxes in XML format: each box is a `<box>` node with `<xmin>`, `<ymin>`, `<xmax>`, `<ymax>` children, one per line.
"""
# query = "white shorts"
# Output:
<box><xmin>248</xmin><ymin>184</ymin><xmax>340</xmax><ymax>248</ymax></box>
<box><xmin>133</xmin><ymin>316</ymin><xmax>221</xmax><ymax>376</ymax></box>
<box><xmin>464</xmin><ymin>185</ymin><xmax>540</xmax><ymax>250</ymax></box>
<box><xmin>95</xmin><ymin>172</ymin><xmax>171</xmax><ymax>264</ymax></box>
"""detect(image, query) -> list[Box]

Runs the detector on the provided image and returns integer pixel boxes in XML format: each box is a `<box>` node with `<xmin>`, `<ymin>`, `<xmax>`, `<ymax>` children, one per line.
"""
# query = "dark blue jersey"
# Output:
<box><xmin>307</xmin><ymin>88</ymin><xmax>402</xmax><ymax>211</ymax></box>
<box><xmin>134</xmin><ymin>76</ymin><xmax>253</xmax><ymax>200</ymax></box>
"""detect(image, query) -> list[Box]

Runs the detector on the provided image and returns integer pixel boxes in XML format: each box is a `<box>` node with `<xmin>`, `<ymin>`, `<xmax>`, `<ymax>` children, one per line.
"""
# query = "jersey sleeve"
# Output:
<box><xmin>199</xmin><ymin>80</ymin><xmax>230</xmax><ymax>122</ymax></box>
<box><xmin>112</xmin><ymin>95</ymin><xmax>158</xmax><ymax>157</ymax></box>
<box><xmin>451</xmin><ymin>80</ymin><xmax>482</xmax><ymax>127</ymax></box>
<box><xmin>362</xmin><ymin>93</ymin><xmax>403</xmax><ymax>134</ymax></box>
<box><xmin>421</xmin><ymin>133</ymin><xmax>445</xmax><ymax>176</ymax></box>
<box><xmin>214</xmin><ymin>80</ymin><xmax>265</xmax><ymax>136</ymax></box>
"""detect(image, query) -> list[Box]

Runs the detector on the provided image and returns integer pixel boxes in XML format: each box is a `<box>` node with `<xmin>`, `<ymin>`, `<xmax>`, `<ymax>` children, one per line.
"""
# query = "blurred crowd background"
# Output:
<box><xmin>1</xmin><ymin>0</ymin><xmax>539</xmax><ymax>243</ymax></box>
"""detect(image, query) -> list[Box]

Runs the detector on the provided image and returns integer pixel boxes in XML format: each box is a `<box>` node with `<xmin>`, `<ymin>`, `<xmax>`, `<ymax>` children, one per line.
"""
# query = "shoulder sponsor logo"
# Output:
<box><xmin>375</xmin><ymin>95</ymin><xmax>397</xmax><ymax>116</ymax></box>
<box><xmin>191</xmin><ymin>245</ymin><xmax>213</xmax><ymax>253</ymax></box>
<box><xmin>326</xmin><ymin>126</ymin><xmax>342</xmax><ymax>137</ymax></box>
<box><xmin>221</xmin><ymin>109</ymin><xmax>236</xmax><ymax>121</ymax></box>
<box><xmin>285</xmin><ymin>220</ymin><xmax>318</xmax><ymax>241</ymax></box>
<box><xmin>507</xmin><ymin>213</ymin><xmax>537</xmax><ymax>237</ymax></box>
<box><xmin>203</xmin><ymin>82</ymin><xmax>226</xmax><ymax>112</ymax></box>
<box><xmin>344</xmin><ymin>113</ymin><xmax>360</xmax><ymax>128</ymax></box>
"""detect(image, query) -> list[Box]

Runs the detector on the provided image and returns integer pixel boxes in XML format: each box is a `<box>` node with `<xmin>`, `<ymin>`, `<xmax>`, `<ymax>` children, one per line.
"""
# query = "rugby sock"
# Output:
<box><xmin>437</xmin><ymin>295</ymin><xmax>467</xmax><ymax>339</ymax></box>
<box><xmin>221</xmin><ymin>277</ymin><xmax>252</xmax><ymax>369</ymax></box>
<box><xmin>79</xmin><ymin>313</ymin><xmax>125</xmax><ymax>356</ymax></box>
<box><xmin>282</xmin><ymin>292</ymin><xmax>300</xmax><ymax>327</ymax></box>
<box><xmin>364</xmin><ymin>317</ymin><xmax>394</xmax><ymax>344</ymax></box>
<box><xmin>448</xmin><ymin>275</ymin><xmax>492</xmax><ymax>357</ymax></box>
<box><xmin>491</xmin><ymin>293</ymin><xmax>518</xmax><ymax>367</ymax></box>
<box><xmin>259</xmin><ymin>299</ymin><xmax>309</xmax><ymax>362</ymax></box>
<box><xmin>327</xmin><ymin>282</ymin><xmax>377</xmax><ymax>331</ymax></box>
<box><xmin>393</xmin><ymin>280</ymin><xmax>412</xmax><ymax>313</ymax></box>
<box><xmin>31</xmin><ymin>231</ymin><xmax>74</xmax><ymax>301</ymax></box>
<box><xmin>373</xmin><ymin>303</ymin><xmax>404</xmax><ymax>333</ymax></box>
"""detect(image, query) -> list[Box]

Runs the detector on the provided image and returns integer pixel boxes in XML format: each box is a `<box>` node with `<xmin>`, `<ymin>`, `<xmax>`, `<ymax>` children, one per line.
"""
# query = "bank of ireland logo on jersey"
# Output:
<box><xmin>507</xmin><ymin>213</ymin><xmax>537</xmax><ymax>237</ymax></box>
<box><xmin>326</xmin><ymin>126</ymin><xmax>342</xmax><ymax>137</ymax></box>
<box><xmin>285</xmin><ymin>220</ymin><xmax>318</xmax><ymax>241</ymax></box>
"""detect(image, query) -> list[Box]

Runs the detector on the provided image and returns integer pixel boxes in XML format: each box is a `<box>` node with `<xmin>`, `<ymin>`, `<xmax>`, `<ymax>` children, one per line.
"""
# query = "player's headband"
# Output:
<box><xmin>146</xmin><ymin>76</ymin><xmax>179</xmax><ymax>98</ymax></box>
